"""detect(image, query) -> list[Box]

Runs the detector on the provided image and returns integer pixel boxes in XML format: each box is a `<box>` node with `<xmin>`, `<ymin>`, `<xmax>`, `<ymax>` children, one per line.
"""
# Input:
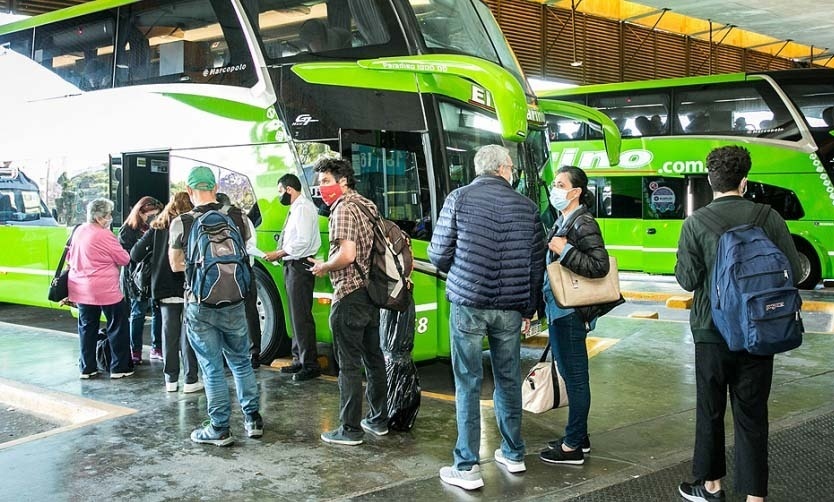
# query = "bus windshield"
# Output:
<box><xmin>410</xmin><ymin>0</ymin><xmax>531</xmax><ymax>96</ymax></box>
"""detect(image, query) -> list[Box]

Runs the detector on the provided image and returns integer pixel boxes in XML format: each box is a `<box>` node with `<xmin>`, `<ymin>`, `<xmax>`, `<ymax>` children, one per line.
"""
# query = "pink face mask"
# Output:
<box><xmin>319</xmin><ymin>183</ymin><xmax>344</xmax><ymax>206</ymax></box>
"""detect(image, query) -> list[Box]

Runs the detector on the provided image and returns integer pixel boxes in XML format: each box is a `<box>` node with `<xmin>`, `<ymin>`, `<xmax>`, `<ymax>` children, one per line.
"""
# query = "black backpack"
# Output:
<box><xmin>349</xmin><ymin>201</ymin><xmax>413</xmax><ymax>311</ymax></box>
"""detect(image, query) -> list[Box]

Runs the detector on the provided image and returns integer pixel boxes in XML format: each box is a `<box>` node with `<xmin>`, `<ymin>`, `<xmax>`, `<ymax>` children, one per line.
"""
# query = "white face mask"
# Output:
<box><xmin>549</xmin><ymin>187</ymin><xmax>572</xmax><ymax>211</ymax></box>
<box><xmin>100</xmin><ymin>216</ymin><xmax>113</xmax><ymax>228</ymax></box>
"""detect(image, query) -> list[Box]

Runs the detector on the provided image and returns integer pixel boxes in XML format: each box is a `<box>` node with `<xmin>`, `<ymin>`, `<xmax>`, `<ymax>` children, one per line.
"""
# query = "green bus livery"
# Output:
<box><xmin>0</xmin><ymin>0</ymin><xmax>614</xmax><ymax>362</ymax></box>
<box><xmin>539</xmin><ymin>70</ymin><xmax>834</xmax><ymax>289</ymax></box>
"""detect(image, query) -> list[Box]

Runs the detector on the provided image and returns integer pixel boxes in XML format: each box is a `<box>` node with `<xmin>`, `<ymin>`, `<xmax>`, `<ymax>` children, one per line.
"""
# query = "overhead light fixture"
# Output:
<box><xmin>570</xmin><ymin>61</ymin><xmax>583</xmax><ymax>67</ymax></box>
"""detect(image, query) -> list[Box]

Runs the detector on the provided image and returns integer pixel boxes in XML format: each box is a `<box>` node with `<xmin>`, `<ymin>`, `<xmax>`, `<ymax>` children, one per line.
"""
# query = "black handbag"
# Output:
<box><xmin>48</xmin><ymin>226</ymin><xmax>79</xmax><ymax>303</ymax></box>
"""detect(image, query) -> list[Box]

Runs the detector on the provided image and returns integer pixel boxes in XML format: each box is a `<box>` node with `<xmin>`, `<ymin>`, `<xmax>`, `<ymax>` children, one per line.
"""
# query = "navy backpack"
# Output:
<box><xmin>702</xmin><ymin>204</ymin><xmax>803</xmax><ymax>355</ymax></box>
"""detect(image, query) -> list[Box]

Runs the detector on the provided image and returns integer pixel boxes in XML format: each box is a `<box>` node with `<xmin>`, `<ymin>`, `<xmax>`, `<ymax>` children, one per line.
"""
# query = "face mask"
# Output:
<box><xmin>101</xmin><ymin>216</ymin><xmax>113</xmax><ymax>228</ymax></box>
<box><xmin>146</xmin><ymin>213</ymin><xmax>157</xmax><ymax>225</ymax></box>
<box><xmin>319</xmin><ymin>184</ymin><xmax>343</xmax><ymax>206</ymax></box>
<box><xmin>549</xmin><ymin>187</ymin><xmax>572</xmax><ymax>211</ymax></box>
<box><xmin>279</xmin><ymin>191</ymin><xmax>292</xmax><ymax>206</ymax></box>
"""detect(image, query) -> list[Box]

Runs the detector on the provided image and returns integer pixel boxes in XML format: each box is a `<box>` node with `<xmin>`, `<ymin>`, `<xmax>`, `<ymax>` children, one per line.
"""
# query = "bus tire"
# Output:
<box><xmin>792</xmin><ymin>237</ymin><xmax>821</xmax><ymax>290</ymax></box>
<box><xmin>254</xmin><ymin>266</ymin><xmax>291</xmax><ymax>363</ymax></box>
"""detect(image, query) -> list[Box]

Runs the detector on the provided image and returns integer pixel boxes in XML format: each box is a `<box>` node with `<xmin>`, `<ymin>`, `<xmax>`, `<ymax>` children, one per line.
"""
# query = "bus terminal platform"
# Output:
<box><xmin>1</xmin><ymin>276</ymin><xmax>833</xmax><ymax>502</ymax></box>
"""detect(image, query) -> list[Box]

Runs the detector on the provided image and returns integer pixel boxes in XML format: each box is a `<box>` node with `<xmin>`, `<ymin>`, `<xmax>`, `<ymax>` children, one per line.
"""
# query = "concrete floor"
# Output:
<box><xmin>0</xmin><ymin>284</ymin><xmax>832</xmax><ymax>501</ymax></box>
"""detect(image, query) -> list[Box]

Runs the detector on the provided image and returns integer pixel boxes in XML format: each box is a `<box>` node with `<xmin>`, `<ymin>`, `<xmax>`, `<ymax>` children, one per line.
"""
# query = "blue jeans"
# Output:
<box><xmin>549</xmin><ymin>312</ymin><xmax>590</xmax><ymax>449</ymax></box>
<box><xmin>450</xmin><ymin>304</ymin><xmax>524</xmax><ymax>470</ymax></box>
<box><xmin>185</xmin><ymin>302</ymin><xmax>260</xmax><ymax>430</ymax></box>
<box><xmin>77</xmin><ymin>301</ymin><xmax>132</xmax><ymax>374</ymax></box>
<box><xmin>129</xmin><ymin>298</ymin><xmax>161</xmax><ymax>353</ymax></box>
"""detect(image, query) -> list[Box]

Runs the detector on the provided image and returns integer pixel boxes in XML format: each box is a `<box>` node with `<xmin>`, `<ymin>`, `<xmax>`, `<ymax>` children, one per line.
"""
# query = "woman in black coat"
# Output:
<box><xmin>131</xmin><ymin>192</ymin><xmax>202</xmax><ymax>393</ymax></box>
<box><xmin>538</xmin><ymin>166</ymin><xmax>622</xmax><ymax>466</ymax></box>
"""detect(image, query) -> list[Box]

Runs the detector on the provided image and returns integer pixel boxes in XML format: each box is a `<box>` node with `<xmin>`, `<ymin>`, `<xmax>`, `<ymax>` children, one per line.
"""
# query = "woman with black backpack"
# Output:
<box><xmin>131</xmin><ymin>192</ymin><xmax>202</xmax><ymax>393</ymax></box>
<box><xmin>119</xmin><ymin>196</ymin><xmax>164</xmax><ymax>365</ymax></box>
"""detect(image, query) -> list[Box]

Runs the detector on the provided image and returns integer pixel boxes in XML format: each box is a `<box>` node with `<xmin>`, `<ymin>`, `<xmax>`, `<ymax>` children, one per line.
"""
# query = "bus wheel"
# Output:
<box><xmin>793</xmin><ymin>238</ymin><xmax>821</xmax><ymax>290</ymax></box>
<box><xmin>254</xmin><ymin>267</ymin><xmax>291</xmax><ymax>363</ymax></box>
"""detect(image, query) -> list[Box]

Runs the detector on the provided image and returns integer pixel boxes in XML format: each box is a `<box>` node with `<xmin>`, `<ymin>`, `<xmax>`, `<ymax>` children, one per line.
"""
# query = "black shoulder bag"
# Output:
<box><xmin>48</xmin><ymin>225</ymin><xmax>80</xmax><ymax>303</ymax></box>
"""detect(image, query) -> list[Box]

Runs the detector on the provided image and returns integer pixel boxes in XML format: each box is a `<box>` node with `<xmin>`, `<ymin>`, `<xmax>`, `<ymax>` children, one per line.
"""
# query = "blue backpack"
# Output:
<box><xmin>702</xmin><ymin>204</ymin><xmax>803</xmax><ymax>355</ymax></box>
<box><xmin>184</xmin><ymin>208</ymin><xmax>251</xmax><ymax>307</ymax></box>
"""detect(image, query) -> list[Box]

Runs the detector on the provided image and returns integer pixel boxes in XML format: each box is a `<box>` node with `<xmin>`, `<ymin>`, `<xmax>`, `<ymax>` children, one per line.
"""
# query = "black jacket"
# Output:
<box><xmin>428</xmin><ymin>175</ymin><xmax>545</xmax><ymax>317</ymax></box>
<box><xmin>118</xmin><ymin>223</ymin><xmax>147</xmax><ymax>298</ymax></box>
<box><xmin>131</xmin><ymin>227</ymin><xmax>185</xmax><ymax>301</ymax></box>
<box><xmin>549</xmin><ymin>205</ymin><xmax>624</xmax><ymax>326</ymax></box>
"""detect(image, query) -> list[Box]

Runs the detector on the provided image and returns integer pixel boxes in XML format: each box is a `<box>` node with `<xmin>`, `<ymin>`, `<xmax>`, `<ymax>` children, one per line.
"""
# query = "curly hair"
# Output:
<box><xmin>313</xmin><ymin>158</ymin><xmax>356</xmax><ymax>189</ymax></box>
<box><xmin>707</xmin><ymin>146</ymin><xmax>751</xmax><ymax>193</ymax></box>
<box><xmin>152</xmin><ymin>192</ymin><xmax>193</xmax><ymax>230</ymax></box>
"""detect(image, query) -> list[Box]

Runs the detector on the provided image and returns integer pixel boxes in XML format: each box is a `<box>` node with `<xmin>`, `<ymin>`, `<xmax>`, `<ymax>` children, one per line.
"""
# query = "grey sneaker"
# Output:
<box><xmin>190</xmin><ymin>422</ymin><xmax>234</xmax><ymax>446</ymax></box>
<box><xmin>360</xmin><ymin>418</ymin><xmax>389</xmax><ymax>437</ymax></box>
<box><xmin>321</xmin><ymin>429</ymin><xmax>363</xmax><ymax>446</ymax></box>
<box><xmin>494</xmin><ymin>449</ymin><xmax>526</xmax><ymax>473</ymax></box>
<box><xmin>439</xmin><ymin>464</ymin><xmax>483</xmax><ymax>490</ymax></box>
<box><xmin>244</xmin><ymin>412</ymin><xmax>263</xmax><ymax>438</ymax></box>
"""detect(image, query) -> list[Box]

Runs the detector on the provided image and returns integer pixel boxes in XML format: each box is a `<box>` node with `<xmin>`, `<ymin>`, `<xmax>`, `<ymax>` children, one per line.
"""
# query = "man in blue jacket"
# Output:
<box><xmin>429</xmin><ymin>144</ymin><xmax>545</xmax><ymax>490</ymax></box>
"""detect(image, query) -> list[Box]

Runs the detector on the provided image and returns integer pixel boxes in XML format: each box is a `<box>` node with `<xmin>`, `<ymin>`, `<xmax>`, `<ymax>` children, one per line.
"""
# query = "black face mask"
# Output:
<box><xmin>279</xmin><ymin>192</ymin><xmax>292</xmax><ymax>206</ymax></box>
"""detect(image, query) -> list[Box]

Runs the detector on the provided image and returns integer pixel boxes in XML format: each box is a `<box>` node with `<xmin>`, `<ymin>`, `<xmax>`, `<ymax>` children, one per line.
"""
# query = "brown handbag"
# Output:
<box><xmin>547</xmin><ymin>256</ymin><xmax>621</xmax><ymax>308</ymax></box>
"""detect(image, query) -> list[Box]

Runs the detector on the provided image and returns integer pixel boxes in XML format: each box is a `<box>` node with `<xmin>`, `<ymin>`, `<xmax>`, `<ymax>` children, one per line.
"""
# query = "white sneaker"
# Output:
<box><xmin>494</xmin><ymin>449</ymin><xmax>527</xmax><ymax>473</ymax></box>
<box><xmin>439</xmin><ymin>464</ymin><xmax>484</xmax><ymax>490</ymax></box>
<box><xmin>183</xmin><ymin>381</ymin><xmax>204</xmax><ymax>393</ymax></box>
<box><xmin>79</xmin><ymin>371</ymin><xmax>98</xmax><ymax>380</ymax></box>
<box><xmin>165</xmin><ymin>381</ymin><xmax>178</xmax><ymax>392</ymax></box>
<box><xmin>110</xmin><ymin>371</ymin><xmax>134</xmax><ymax>379</ymax></box>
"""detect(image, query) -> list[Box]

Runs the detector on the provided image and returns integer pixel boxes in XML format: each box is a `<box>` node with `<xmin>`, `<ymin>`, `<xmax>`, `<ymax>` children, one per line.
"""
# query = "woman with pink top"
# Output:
<box><xmin>68</xmin><ymin>198</ymin><xmax>134</xmax><ymax>379</ymax></box>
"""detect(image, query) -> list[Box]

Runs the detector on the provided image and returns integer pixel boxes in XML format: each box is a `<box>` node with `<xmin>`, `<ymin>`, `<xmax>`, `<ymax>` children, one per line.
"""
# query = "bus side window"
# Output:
<box><xmin>599</xmin><ymin>177</ymin><xmax>641</xmax><ymax>218</ymax></box>
<box><xmin>643</xmin><ymin>177</ymin><xmax>684</xmax><ymax>220</ymax></box>
<box><xmin>32</xmin><ymin>11</ymin><xmax>117</xmax><ymax>93</ymax></box>
<box><xmin>589</xmin><ymin>92</ymin><xmax>669</xmax><ymax>138</ymax></box>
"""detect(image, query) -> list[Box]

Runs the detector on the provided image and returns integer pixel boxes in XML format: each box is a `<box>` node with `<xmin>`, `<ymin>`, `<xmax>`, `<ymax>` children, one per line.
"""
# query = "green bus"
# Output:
<box><xmin>539</xmin><ymin>70</ymin><xmax>834</xmax><ymax>289</ymax></box>
<box><xmin>0</xmin><ymin>0</ymin><xmax>618</xmax><ymax>363</ymax></box>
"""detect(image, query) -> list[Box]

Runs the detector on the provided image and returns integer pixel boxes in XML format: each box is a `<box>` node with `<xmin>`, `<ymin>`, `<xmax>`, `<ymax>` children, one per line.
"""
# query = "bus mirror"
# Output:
<box><xmin>52</xmin><ymin>208</ymin><xmax>59</xmax><ymax>220</ymax></box>
<box><xmin>537</xmin><ymin>100</ymin><xmax>622</xmax><ymax>166</ymax></box>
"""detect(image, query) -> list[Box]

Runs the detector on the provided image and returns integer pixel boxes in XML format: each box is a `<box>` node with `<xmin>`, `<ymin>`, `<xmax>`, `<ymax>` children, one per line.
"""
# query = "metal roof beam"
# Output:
<box><xmin>624</xmin><ymin>7</ymin><xmax>669</xmax><ymax>23</ymax></box>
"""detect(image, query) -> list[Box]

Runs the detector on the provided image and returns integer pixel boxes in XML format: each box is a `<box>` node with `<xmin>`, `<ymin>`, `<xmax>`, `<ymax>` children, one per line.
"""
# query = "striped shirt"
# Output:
<box><xmin>328</xmin><ymin>191</ymin><xmax>375</xmax><ymax>301</ymax></box>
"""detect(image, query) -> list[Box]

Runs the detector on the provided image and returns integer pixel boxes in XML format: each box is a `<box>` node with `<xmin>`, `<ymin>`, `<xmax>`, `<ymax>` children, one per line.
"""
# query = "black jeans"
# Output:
<box><xmin>330</xmin><ymin>288</ymin><xmax>387</xmax><ymax>436</ymax></box>
<box><xmin>693</xmin><ymin>342</ymin><xmax>774</xmax><ymax>497</ymax></box>
<box><xmin>77</xmin><ymin>300</ymin><xmax>131</xmax><ymax>374</ymax></box>
<box><xmin>244</xmin><ymin>269</ymin><xmax>261</xmax><ymax>357</ymax></box>
<box><xmin>284</xmin><ymin>259</ymin><xmax>319</xmax><ymax>369</ymax></box>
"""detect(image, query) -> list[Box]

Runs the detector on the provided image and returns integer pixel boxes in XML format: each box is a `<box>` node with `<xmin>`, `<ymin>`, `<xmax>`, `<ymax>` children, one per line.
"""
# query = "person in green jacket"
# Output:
<box><xmin>675</xmin><ymin>146</ymin><xmax>801</xmax><ymax>502</ymax></box>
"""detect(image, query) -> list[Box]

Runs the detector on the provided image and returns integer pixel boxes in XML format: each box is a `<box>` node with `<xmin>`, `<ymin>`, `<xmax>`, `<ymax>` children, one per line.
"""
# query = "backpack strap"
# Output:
<box><xmin>752</xmin><ymin>203</ymin><xmax>771</xmax><ymax>228</ymax></box>
<box><xmin>699</xmin><ymin>205</ymin><xmax>728</xmax><ymax>236</ymax></box>
<box><xmin>346</xmin><ymin>200</ymin><xmax>377</xmax><ymax>282</ymax></box>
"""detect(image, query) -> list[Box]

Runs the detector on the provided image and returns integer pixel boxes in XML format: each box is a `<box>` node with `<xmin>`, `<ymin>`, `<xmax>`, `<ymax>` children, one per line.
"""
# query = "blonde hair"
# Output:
<box><xmin>152</xmin><ymin>192</ymin><xmax>193</xmax><ymax>230</ymax></box>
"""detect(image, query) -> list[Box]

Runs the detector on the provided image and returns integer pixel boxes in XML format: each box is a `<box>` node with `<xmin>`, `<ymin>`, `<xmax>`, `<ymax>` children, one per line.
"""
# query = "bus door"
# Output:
<box><xmin>120</xmin><ymin>152</ymin><xmax>170</xmax><ymax>219</ymax></box>
<box><xmin>337</xmin><ymin>129</ymin><xmax>439</xmax><ymax>361</ymax></box>
<box><xmin>641</xmin><ymin>176</ymin><xmax>687</xmax><ymax>273</ymax></box>
<box><xmin>596</xmin><ymin>176</ymin><xmax>643</xmax><ymax>272</ymax></box>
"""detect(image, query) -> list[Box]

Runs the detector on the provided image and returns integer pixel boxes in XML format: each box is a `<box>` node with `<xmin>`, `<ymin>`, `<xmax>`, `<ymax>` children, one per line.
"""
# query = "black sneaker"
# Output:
<box><xmin>244</xmin><ymin>412</ymin><xmax>264</xmax><ymax>438</ymax></box>
<box><xmin>678</xmin><ymin>481</ymin><xmax>725</xmax><ymax>502</ymax></box>
<box><xmin>191</xmin><ymin>422</ymin><xmax>234</xmax><ymax>446</ymax></box>
<box><xmin>293</xmin><ymin>367</ymin><xmax>321</xmax><ymax>381</ymax></box>
<box><xmin>539</xmin><ymin>445</ymin><xmax>584</xmax><ymax>465</ymax></box>
<box><xmin>280</xmin><ymin>363</ymin><xmax>302</xmax><ymax>374</ymax></box>
<box><xmin>250</xmin><ymin>354</ymin><xmax>260</xmax><ymax>369</ymax></box>
<box><xmin>547</xmin><ymin>436</ymin><xmax>591</xmax><ymax>454</ymax></box>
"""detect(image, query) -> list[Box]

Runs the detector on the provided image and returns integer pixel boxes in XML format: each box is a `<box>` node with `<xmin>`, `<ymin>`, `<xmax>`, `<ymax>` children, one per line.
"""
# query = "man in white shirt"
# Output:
<box><xmin>264</xmin><ymin>174</ymin><xmax>322</xmax><ymax>381</ymax></box>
